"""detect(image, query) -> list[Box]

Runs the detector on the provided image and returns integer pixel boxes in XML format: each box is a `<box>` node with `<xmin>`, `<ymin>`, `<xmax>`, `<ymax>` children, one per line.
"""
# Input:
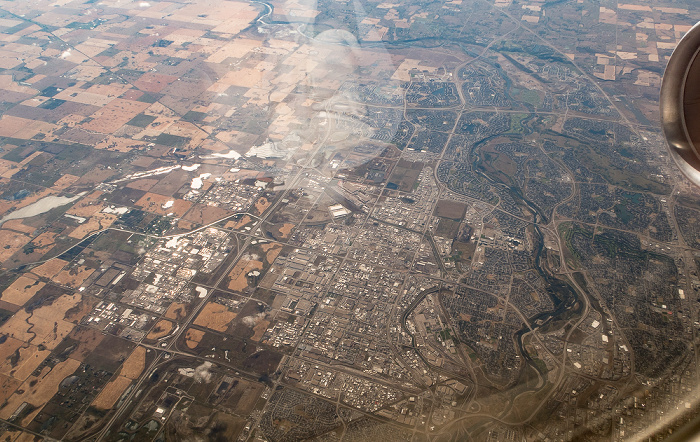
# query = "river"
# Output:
<box><xmin>472</xmin><ymin>144</ymin><xmax>581</xmax><ymax>376</ymax></box>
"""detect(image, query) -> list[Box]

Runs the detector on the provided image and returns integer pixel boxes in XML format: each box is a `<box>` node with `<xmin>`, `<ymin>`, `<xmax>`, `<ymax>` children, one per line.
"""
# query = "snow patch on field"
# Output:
<box><xmin>191</xmin><ymin>173</ymin><xmax>211</xmax><ymax>189</ymax></box>
<box><xmin>182</xmin><ymin>164</ymin><xmax>201</xmax><ymax>172</ymax></box>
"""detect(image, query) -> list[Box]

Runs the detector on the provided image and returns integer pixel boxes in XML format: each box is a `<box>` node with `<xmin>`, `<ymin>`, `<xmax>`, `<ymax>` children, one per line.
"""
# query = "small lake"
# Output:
<box><xmin>0</xmin><ymin>192</ymin><xmax>86</xmax><ymax>226</ymax></box>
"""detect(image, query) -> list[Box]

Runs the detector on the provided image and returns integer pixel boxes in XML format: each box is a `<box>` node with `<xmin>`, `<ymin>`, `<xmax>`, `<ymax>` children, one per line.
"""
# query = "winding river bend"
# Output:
<box><xmin>473</xmin><ymin>147</ymin><xmax>582</xmax><ymax>376</ymax></box>
<box><xmin>249</xmin><ymin>0</ymin><xmax>581</xmax><ymax>376</ymax></box>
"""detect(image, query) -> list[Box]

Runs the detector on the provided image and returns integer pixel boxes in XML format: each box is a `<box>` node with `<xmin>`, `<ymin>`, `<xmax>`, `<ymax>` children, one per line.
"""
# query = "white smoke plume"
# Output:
<box><xmin>193</xmin><ymin>361</ymin><xmax>213</xmax><ymax>383</ymax></box>
<box><xmin>241</xmin><ymin>313</ymin><xmax>265</xmax><ymax>327</ymax></box>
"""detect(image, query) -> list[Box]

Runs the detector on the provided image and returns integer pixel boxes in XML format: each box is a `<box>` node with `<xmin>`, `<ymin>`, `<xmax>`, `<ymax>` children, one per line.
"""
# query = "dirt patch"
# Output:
<box><xmin>0</xmin><ymin>229</ymin><xmax>30</xmax><ymax>266</ymax></box>
<box><xmin>0</xmin><ymin>220</ymin><xmax>35</xmax><ymax>235</ymax></box>
<box><xmin>134</xmin><ymin>72</ymin><xmax>178</xmax><ymax>94</ymax></box>
<box><xmin>219</xmin><ymin>67</ymin><xmax>263</xmax><ymax>88</ymax></box>
<box><xmin>278</xmin><ymin>223</ymin><xmax>294</xmax><ymax>239</ymax></box>
<box><xmin>253</xmin><ymin>196</ymin><xmax>271</xmax><ymax>215</ymax></box>
<box><xmin>68</xmin><ymin>213</ymin><xmax>118</xmax><ymax>240</ymax></box>
<box><xmin>261</xmin><ymin>243</ymin><xmax>282</xmax><ymax>265</ymax></box>
<box><xmin>0</xmin><ymin>160</ymin><xmax>15</xmax><ymax>179</ymax></box>
<box><xmin>0</xmin><ymin>357</ymin><xmax>81</xmax><ymax>425</ymax></box>
<box><xmin>0</xmin><ymin>116</ymin><xmax>32</xmax><ymax>137</ymax></box>
<box><xmin>226</xmin><ymin>257</ymin><xmax>263</xmax><ymax>292</ymax></box>
<box><xmin>29</xmin><ymin>231</ymin><xmax>58</xmax><ymax>250</ymax></box>
<box><xmin>52</xmin><ymin>174</ymin><xmax>80</xmax><ymax>190</ymax></box>
<box><xmin>146</xmin><ymin>319</ymin><xmax>173</xmax><ymax>340</ymax></box>
<box><xmin>66</xmin><ymin>199</ymin><xmax>104</xmax><ymax>218</ymax></box>
<box><xmin>31</xmin><ymin>259</ymin><xmax>68</xmax><ymax>279</ymax></box>
<box><xmin>251</xmin><ymin>320</ymin><xmax>270</xmax><ymax>342</ymax></box>
<box><xmin>225</xmin><ymin>215</ymin><xmax>252</xmax><ymax>230</ymax></box>
<box><xmin>80</xmin><ymin>98</ymin><xmax>150</xmax><ymax>134</ymax></box>
<box><xmin>53</xmin><ymin>266</ymin><xmax>95</xmax><ymax>288</ymax></box>
<box><xmin>120</xmin><ymin>346</ymin><xmax>146</xmax><ymax>380</ymax></box>
<box><xmin>0</xmin><ymin>337</ymin><xmax>23</xmax><ymax>364</ymax></box>
<box><xmin>175</xmin><ymin>219</ymin><xmax>199</xmax><ymax>233</ymax></box>
<box><xmin>165</xmin><ymin>302</ymin><xmax>187</xmax><ymax>321</ymax></box>
<box><xmin>91</xmin><ymin>375</ymin><xmax>131</xmax><ymax>410</ymax></box>
<box><xmin>1</xmin><ymin>276</ymin><xmax>44</xmax><ymax>307</ymax></box>
<box><xmin>193</xmin><ymin>302</ymin><xmax>236</xmax><ymax>332</ymax></box>
<box><xmin>0</xmin><ymin>430</ymin><xmax>30</xmax><ymax>442</ymax></box>
<box><xmin>11</xmin><ymin>233</ymin><xmax>58</xmax><ymax>266</ymax></box>
<box><xmin>135</xmin><ymin>192</ymin><xmax>192</xmax><ymax>217</ymax></box>
<box><xmin>185</xmin><ymin>328</ymin><xmax>205</xmax><ymax>349</ymax></box>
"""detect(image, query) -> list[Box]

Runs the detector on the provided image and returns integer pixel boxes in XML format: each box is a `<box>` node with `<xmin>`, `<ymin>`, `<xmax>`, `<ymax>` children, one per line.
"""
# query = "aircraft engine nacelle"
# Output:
<box><xmin>661</xmin><ymin>22</ymin><xmax>700</xmax><ymax>186</ymax></box>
